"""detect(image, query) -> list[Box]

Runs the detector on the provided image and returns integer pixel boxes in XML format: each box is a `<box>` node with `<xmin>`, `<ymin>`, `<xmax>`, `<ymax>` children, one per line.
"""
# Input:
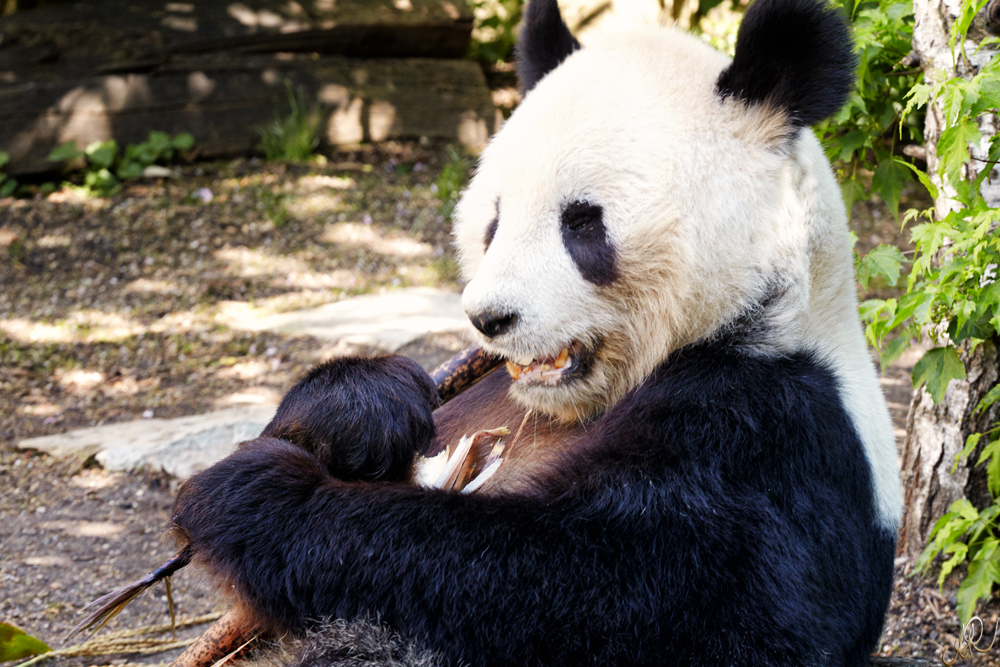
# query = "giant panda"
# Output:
<box><xmin>170</xmin><ymin>0</ymin><xmax>903</xmax><ymax>664</ymax></box>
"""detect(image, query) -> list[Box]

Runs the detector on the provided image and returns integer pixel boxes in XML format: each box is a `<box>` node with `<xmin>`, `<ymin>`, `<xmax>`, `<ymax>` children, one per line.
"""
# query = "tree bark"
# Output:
<box><xmin>900</xmin><ymin>340</ymin><xmax>1000</xmax><ymax>556</ymax></box>
<box><xmin>898</xmin><ymin>0</ymin><xmax>1000</xmax><ymax>558</ymax></box>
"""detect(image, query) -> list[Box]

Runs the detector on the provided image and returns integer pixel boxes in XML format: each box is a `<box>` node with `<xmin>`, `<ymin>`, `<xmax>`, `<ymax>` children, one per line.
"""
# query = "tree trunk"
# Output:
<box><xmin>900</xmin><ymin>340</ymin><xmax>1000</xmax><ymax>556</ymax></box>
<box><xmin>898</xmin><ymin>0</ymin><xmax>1000</xmax><ymax>558</ymax></box>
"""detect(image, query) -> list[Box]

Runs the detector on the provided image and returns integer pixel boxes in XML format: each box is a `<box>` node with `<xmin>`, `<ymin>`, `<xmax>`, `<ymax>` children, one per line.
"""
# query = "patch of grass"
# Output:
<box><xmin>257</xmin><ymin>81</ymin><xmax>321</xmax><ymax>162</ymax></box>
<box><xmin>255</xmin><ymin>187</ymin><xmax>289</xmax><ymax>227</ymax></box>
<box><xmin>0</xmin><ymin>151</ymin><xmax>17</xmax><ymax>197</ymax></box>
<box><xmin>433</xmin><ymin>146</ymin><xmax>473</xmax><ymax>218</ymax></box>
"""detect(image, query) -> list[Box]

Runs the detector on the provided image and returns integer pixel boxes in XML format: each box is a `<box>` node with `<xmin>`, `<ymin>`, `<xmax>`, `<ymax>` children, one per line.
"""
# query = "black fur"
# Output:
<box><xmin>484</xmin><ymin>214</ymin><xmax>499</xmax><ymax>249</ymax></box>
<box><xmin>560</xmin><ymin>201</ymin><xmax>618</xmax><ymax>286</ymax></box>
<box><xmin>715</xmin><ymin>0</ymin><xmax>856</xmax><ymax>128</ymax></box>
<box><xmin>276</xmin><ymin>618</ymin><xmax>443</xmax><ymax>667</ymax></box>
<box><xmin>173</xmin><ymin>340</ymin><xmax>893</xmax><ymax>667</ymax></box>
<box><xmin>515</xmin><ymin>0</ymin><xmax>581</xmax><ymax>94</ymax></box>
<box><xmin>260</xmin><ymin>356</ymin><xmax>438</xmax><ymax>482</ymax></box>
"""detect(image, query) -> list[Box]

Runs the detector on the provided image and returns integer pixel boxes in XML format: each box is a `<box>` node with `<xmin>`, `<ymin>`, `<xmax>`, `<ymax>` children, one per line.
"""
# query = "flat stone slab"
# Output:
<box><xmin>19</xmin><ymin>289</ymin><xmax>472</xmax><ymax>477</ymax></box>
<box><xmin>19</xmin><ymin>407</ymin><xmax>273</xmax><ymax>479</ymax></box>
<box><xmin>240</xmin><ymin>286</ymin><xmax>471</xmax><ymax>351</ymax></box>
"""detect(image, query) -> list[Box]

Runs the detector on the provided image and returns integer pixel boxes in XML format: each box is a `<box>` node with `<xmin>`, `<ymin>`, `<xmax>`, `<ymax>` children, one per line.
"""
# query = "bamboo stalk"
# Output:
<box><xmin>168</xmin><ymin>609</ymin><xmax>257</xmax><ymax>667</ymax></box>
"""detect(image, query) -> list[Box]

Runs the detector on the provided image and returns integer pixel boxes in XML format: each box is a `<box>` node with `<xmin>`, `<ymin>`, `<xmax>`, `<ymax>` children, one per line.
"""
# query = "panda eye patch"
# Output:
<box><xmin>561</xmin><ymin>201</ymin><xmax>601</xmax><ymax>232</ymax></box>
<box><xmin>484</xmin><ymin>201</ymin><xmax>499</xmax><ymax>249</ymax></box>
<box><xmin>560</xmin><ymin>201</ymin><xmax>617</xmax><ymax>286</ymax></box>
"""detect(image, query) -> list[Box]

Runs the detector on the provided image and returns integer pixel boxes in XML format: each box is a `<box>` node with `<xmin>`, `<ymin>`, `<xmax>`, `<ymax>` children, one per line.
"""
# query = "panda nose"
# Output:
<box><xmin>468</xmin><ymin>310</ymin><xmax>519</xmax><ymax>338</ymax></box>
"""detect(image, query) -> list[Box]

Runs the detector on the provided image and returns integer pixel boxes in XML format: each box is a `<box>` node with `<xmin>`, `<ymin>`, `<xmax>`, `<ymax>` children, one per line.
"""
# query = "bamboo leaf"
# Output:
<box><xmin>0</xmin><ymin>624</ymin><xmax>51</xmax><ymax>662</ymax></box>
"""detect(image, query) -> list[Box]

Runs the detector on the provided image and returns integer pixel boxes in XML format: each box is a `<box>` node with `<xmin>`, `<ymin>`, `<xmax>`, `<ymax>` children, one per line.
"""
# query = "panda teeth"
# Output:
<box><xmin>506</xmin><ymin>347</ymin><xmax>574</xmax><ymax>382</ymax></box>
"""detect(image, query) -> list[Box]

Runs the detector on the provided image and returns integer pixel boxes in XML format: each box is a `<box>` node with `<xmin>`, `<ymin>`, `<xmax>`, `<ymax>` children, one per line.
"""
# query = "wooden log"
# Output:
<box><xmin>0</xmin><ymin>0</ymin><xmax>473</xmax><ymax>78</ymax></box>
<box><xmin>0</xmin><ymin>53</ymin><xmax>497</xmax><ymax>175</ymax></box>
<box><xmin>868</xmin><ymin>657</ymin><xmax>937</xmax><ymax>666</ymax></box>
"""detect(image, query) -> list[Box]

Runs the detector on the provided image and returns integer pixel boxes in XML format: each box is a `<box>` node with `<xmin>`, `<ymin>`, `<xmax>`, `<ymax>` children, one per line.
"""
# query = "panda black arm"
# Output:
<box><xmin>258</xmin><ymin>355</ymin><xmax>438</xmax><ymax>482</ymax></box>
<box><xmin>171</xmin><ymin>438</ymin><xmax>782</xmax><ymax>666</ymax></box>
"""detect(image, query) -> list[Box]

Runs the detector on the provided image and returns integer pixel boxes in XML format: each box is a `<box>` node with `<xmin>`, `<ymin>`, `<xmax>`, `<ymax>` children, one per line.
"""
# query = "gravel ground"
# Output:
<box><xmin>0</xmin><ymin>146</ymin><xmax>990</xmax><ymax>666</ymax></box>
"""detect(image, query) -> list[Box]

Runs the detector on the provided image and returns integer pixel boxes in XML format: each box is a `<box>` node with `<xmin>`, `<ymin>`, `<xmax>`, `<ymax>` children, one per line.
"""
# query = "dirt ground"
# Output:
<box><xmin>0</xmin><ymin>145</ymin><xmax>991</xmax><ymax>666</ymax></box>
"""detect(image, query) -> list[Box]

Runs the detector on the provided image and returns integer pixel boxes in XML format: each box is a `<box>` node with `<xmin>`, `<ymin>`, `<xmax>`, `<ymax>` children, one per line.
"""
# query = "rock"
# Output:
<box><xmin>17</xmin><ymin>289</ymin><xmax>473</xmax><ymax>478</ymax></box>
<box><xmin>18</xmin><ymin>407</ymin><xmax>273</xmax><ymax>479</ymax></box>
<box><xmin>239</xmin><ymin>287</ymin><xmax>472</xmax><ymax>351</ymax></box>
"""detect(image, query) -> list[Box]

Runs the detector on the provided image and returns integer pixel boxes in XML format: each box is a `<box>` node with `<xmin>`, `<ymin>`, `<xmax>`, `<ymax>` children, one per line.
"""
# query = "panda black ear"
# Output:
<box><xmin>515</xmin><ymin>0</ymin><xmax>581</xmax><ymax>95</ymax></box>
<box><xmin>715</xmin><ymin>0</ymin><xmax>856</xmax><ymax>129</ymax></box>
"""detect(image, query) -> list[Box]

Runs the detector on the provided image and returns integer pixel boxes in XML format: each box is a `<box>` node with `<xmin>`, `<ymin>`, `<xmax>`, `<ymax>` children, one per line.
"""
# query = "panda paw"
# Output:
<box><xmin>261</xmin><ymin>355</ymin><xmax>439</xmax><ymax>482</ymax></box>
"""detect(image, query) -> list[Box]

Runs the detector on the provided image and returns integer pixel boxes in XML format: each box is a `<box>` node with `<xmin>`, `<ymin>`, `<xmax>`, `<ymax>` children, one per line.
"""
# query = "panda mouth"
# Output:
<box><xmin>505</xmin><ymin>342</ymin><xmax>589</xmax><ymax>385</ymax></box>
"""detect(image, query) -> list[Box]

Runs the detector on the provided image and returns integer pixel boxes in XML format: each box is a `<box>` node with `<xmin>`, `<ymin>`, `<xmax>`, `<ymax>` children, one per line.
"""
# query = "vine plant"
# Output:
<box><xmin>828</xmin><ymin>0</ymin><xmax>1000</xmax><ymax>624</ymax></box>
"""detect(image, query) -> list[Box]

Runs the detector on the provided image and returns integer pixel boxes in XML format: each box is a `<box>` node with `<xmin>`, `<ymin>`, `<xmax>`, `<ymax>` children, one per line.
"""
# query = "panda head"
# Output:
<box><xmin>454</xmin><ymin>0</ymin><xmax>857</xmax><ymax>423</ymax></box>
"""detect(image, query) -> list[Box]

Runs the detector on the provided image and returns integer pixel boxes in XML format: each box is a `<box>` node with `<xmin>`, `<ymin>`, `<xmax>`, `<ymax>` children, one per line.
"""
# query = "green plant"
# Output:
<box><xmin>47</xmin><ymin>131</ymin><xmax>194</xmax><ymax>196</ymax></box>
<box><xmin>825</xmin><ymin>0</ymin><xmax>1000</xmax><ymax>624</ymax></box>
<box><xmin>468</xmin><ymin>0</ymin><xmax>523</xmax><ymax>64</ymax></box>
<box><xmin>256</xmin><ymin>81</ymin><xmax>320</xmax><ymax>161</ymax></box>
<box><xmin>433</xmin><ymin>146</ymin><xmax>473</xmax><ymax>218</ymax></box>
<box><xmin>255</xmin><ymin>187</ymin><xmax>289</xmax><ymax>227</ymax></box>
<box><xmin>0</xmin><ymin>623</ymin><xmax>50</xmax><ymax>662</ymax></box>
<box><xmin>0</xmin><ymin>151</ymin><xmax>17</xmax><ymax>197</ymax></box>
<box><xmin>816</xmin><ymin>0</ymin><xmax>923</xmax><ymax>218</ymax></box>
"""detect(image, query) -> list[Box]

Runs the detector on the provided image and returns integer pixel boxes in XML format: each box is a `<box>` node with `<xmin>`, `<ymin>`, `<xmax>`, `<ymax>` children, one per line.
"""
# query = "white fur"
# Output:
<box><xmin>453</xmin><ymin>27</ymin><xmax>902</xmax><ymax>529</ymax></box>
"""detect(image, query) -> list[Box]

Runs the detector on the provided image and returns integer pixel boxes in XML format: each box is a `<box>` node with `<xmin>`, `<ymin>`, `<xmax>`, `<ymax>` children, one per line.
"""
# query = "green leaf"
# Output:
<box><xmin>902</xmin><ymin>82</ymin><xmax>933</xmax><ymax>121</ymax></box>
<box><xmin>85</xmin><ymin>140</ymin><xmax>119</xmax><ymax>170</ymax></box>
<box><xmin>125</xmin><ymin>142</ymin><xmax>160</xmax><ymax>167</ymax></box>
<box><xmin>46</xmin><ymin>141</ymin><xmax>85</xmax><ymax>163</ymax></box>
<box><xmin>971</xmin><ymin>139</ymin><xmax>1000</xmax><ymax>199</ymax></box>
<box><xmin>954</xmin><ymin>311</ymin><xmax>994</xmax><ymax>343</ymax></box>
<box><xmin>146</xmin><ymin>131</ymin><xmax>173</xmax><ymax>161</ymax></box>
<box><xmin>171</xmin><ymin>132</ymin><xmax>195</xmax><ymax>151</ymax></box>
<box><xmin>952</xmin><ymin>0</ymin><xmax>991</xmax><ymax>55</ymax></box>
<box><xmin>913</xmin><ymin>346</ymin><xmax>967</xmax><ymax>404</ymax></box>
<box><xmin>975</xmin><ymin>537</ymin><xmax>1000</xmax><ymax>561</ymax></box>
<box><xmin>857</xmin><ymin>244</ymin><xmax>907</xmax><ymax>289</ymax></box>
<box><xmin>116</xmin><ymin>161</ymin><xmax>144</xmax><ymax>181</ymax></box>
<box><xmin>976</xmin><ymin>384</ymin><xmax>1000</xmax><ymax>415</ymax></box>
<box><xmin>955</xmin><ymin>432</ymin><xmax>982</xmax><ymax>472</ymax></box>
<box><xmin>84</xmin><ymin>168</ymin><xmax>119</xmax><ymax>195</ymax></box>
<box><xmin>956</xmin><ymin>558</ymin><xmax>1000</xmax><ymax>625</ymax></box>
<box><xmin>858</xmin><ymin>298</ymin><xmax>888</xmax><ymax>323</ymax></box>
<box><xmin>0</xmin><ymin>623</ymin><xmax>51</xmax><ymax>662</ymax></box>
<box><xmin>978</xmin><ymin>437</ymin><xmax>1000</xmax><ymax>497</ymax></box>
<box><xmin>836</xmin><ymin>129</ymin><xmax>870</xmax><ymax>161</ymax></box>
<box><xmin>897</xmin><ymin>159</ymin><xmax>939</xmax><ymax>200</ymax></box>
<box><xmin>0</xmin><ymin>151</ymin><xmax>9</xmax><ymax>169</ymax></box>
<box><xmin>871</xmin><ymin>156</ymin><xmax>910</xmax><ymax>218</ymax></box>
<box><xmin>698</xmin><ymin>0</ymin><xmax>725</xmax><ymax>15</ymax></box>
<box><xmin>879</xmin><ymin>336</ymin><xmax>911</xmax><ymax>372</ymax></box>
<box><xmin>840</xmin><ymin>179</ymin><xmax>867</xmax><ymax>215</ymax></box>
<box><xmin>937</xmin><ymin>120</ymin><xmax>980</xmax><ymax>180</ymax></box>
<box><xmin>0</xmin><ymin>178</ymin><xmax>17</xmax><ymax>197</ymax></box>
<box><xmin>940</xmin><ymin>541</ymin><xmax>969</xmax><ymax>587</ymax></box>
